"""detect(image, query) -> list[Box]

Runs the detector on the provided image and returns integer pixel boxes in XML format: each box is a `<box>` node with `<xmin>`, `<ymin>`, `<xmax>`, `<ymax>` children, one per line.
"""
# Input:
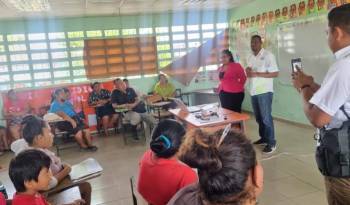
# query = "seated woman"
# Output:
<box><xmin>138</xmin><ymin>119</ymin><xmax>197</xmax><ymax>205</ymax></box>
<box><xmin>11</xmin><ymin>115</ymin><xmax>91</xmax><ymax>205</ymax></box>
<box><xmin>88</xmin><ymin>82</ymin><xmax>118</xmax><ymax>137</ymax></box>
<box><xmin>153</xmin><ymin>74</ymin><xmax>177</xmax><ymax>109</ymax></box>
<box><xmin>49</xmin><ymin>88</ymin><xmax>97</xmax><ymax>151</ymax></box>
<box><xmin>153</xmin><ymin>74</ymin><xmax>176</xmax><ymax>100</ymax></box>
<box><xmin>3</xmin><ymin>89</ymin><xmax>31</xmax><ymax>141</ymax></box>
<box><xmin>0</xmin><ymin>126</ymin><xmax>9</xmax><ymax>155</ymax></box>
<box><xmin>168</xmin><ymin>128</ymin><xmax>263</xmax><ymax>205</ymax></box>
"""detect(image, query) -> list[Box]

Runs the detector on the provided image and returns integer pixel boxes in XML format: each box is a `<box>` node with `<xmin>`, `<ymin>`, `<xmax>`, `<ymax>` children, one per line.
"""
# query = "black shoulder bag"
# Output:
<box><xmin>316</xmin><ymin>106</ymin><xmax>350</xmax><ymax>177</ymax></box>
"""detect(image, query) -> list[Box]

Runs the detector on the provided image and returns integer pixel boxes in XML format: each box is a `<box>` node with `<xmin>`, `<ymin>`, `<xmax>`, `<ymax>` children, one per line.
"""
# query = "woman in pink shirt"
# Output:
<box><xmin>217</xmin><ymin>50</ymin><xmax>247</xmax><ymax>113</ymax></box>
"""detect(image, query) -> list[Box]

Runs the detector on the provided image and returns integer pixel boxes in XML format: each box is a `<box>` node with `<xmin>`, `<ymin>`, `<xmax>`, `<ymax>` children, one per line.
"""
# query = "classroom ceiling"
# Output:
<box><xmin>0</xmin><ymin>0</ymin><xmax>251</xmax><ymax>19</ymax></box>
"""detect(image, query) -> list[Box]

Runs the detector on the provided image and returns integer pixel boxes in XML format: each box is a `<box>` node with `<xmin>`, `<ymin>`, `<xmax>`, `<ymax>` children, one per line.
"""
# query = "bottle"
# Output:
<box><xmin>0</xmin><ymin>181</ymin><xmax>8</xmax><ymax>199</ymax></box>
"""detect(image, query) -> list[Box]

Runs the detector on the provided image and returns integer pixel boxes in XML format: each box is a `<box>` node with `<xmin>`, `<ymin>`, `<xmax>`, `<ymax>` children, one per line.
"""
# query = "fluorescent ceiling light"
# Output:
<box><xmin>2</xmin><ymin>0</ymin><xmax>50</xmax><ymax>12</ymax></box>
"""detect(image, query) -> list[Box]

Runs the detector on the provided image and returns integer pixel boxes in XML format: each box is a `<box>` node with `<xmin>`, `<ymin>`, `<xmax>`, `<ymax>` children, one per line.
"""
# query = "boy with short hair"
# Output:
<box><xmin>9</xmin><ymin>149</ymin><xmax>52</xmax><ymax>205</ymax></box>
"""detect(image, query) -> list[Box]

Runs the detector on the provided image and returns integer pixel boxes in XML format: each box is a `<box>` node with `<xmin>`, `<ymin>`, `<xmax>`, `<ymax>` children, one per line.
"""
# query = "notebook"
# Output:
<box><xmin>48</xmin><ymin>186</ymin><xmax>81</xmax><ymax>205</ymax></box>
<box><xmin>69</xmin><ymin>158</ymin><xmax>103</xmax><ymax>182</ymax></box>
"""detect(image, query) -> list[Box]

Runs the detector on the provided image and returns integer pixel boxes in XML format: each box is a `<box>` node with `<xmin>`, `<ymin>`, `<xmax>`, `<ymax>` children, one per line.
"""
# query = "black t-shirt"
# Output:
<box><xmin>111</xmin><ymin>88</ymin><xmax>146</xmax><ymax>113</ymax></box>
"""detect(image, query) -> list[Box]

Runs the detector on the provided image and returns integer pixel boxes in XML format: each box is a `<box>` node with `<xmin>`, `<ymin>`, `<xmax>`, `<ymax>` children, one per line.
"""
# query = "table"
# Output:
<box><xmin>181</xmin><ymin>88</ymin><xmax>218</xmax><ymax>106</ymax></box>
<box><xmin>169</xmin><ymin>106</ymin><xmax>250</xmax><ymax>133</ymax></box>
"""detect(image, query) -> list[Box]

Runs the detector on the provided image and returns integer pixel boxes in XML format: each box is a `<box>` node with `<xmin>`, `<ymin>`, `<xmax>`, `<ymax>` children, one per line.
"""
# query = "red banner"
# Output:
<box><xmin>2</xmin><ymin>81</ymin><xmax>116</xmax><ymax>130</ymax></box>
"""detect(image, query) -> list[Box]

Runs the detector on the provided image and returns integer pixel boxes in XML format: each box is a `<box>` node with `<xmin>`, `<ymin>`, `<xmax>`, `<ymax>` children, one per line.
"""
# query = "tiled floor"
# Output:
<box><xmin>0</xmin><ymin>116</ymin><xmax>328</xmax><ymax>205</ymax></box>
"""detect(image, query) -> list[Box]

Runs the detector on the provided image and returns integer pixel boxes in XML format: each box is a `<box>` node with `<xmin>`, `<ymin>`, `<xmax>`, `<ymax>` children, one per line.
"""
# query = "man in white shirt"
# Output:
<box><xmin>293</xmin><ymin>4</ymin><xmax>350</xmax><ymax>204</ymax></box>
<box><xmin>246</xmin><ymin>35</ymin><xmax>279</xmax><ymax>154</ymax></box>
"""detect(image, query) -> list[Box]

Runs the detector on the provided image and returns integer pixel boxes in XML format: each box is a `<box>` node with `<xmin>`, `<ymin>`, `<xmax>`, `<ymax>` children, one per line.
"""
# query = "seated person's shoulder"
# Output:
<box><xmin>102</xmin><ymin>88</ymin><xmax>111</xmax><ymax>93</ymax></box>
<box><xmin>167</xmin><ymin>183</ymin><xmax>201</xmax><ymax>205</ymax></box>
<box><xmin>111</xmin><ymin>89</ymin><xmax>120</xmax><ymax>95</ymax></box>
<box><xmin>12</xmin><ymin>193</ymin><xmax>44</xmax><ymax>205</ymax></box>
<box><xmin>127</xmin><ymin>88</ymin><xmax>137</xmax><ymax>95</ymax></box>
<box><xmin>49</xmin><ymin>101</ymin><xmax>59</xmax><ymax>111</ymax></box>
<box><xmin>154</xmin><ymin>82</ymin><xmax>161</xmax><ymax>89</ymax></box>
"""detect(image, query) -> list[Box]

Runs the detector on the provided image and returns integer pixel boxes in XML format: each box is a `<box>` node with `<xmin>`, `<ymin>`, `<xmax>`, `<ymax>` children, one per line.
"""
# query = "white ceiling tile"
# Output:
<box><xmin>0</xmin><ymin>0</ymin><xmax>252</xmax><ymax>19</ymax></box>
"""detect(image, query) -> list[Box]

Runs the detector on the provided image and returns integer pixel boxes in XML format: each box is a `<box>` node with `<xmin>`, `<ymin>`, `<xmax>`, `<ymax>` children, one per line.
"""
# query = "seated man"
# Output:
<box><xmin>49</xmin><ymin>88</ymin><xmax>97</xmax><ymax>151</ymax></box>
<box><xmin>123</xmin><ymin>78</ymin><xmax>145</xmax><ymax>98</ymax></box>
<box><xmin>88</xmin><ymin>82</ymin><xmax>118</xmax><ymax>137</ymax></box>
<box><xmin>111</xmin><ymin>78</ymin><xmax>156</xmax><ymax>138</ymax></box>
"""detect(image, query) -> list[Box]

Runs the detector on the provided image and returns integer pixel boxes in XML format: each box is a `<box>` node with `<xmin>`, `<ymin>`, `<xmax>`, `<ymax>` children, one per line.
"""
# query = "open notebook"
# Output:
<box><xmin>69</xmin><ymin>158</ymin><xmax>103</xmax><ymax>182</ymax></box>
<box><xmin>48</xmin><ymin>186</ymin><xmax>81</xmax><ymax>205</ymax></box>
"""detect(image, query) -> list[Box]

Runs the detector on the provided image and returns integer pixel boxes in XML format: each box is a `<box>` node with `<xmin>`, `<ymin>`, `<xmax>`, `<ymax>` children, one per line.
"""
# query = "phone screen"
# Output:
<box><xmin>291</xmin><ymin>58</ymin><xmax>302</xmax><ymax>72</ymax></box>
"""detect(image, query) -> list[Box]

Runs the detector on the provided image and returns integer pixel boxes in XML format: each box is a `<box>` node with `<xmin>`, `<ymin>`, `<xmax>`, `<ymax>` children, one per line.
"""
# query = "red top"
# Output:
<box><xmin>3</xmin><ymin>99</ymin><xmax>27</xmax><ymax>114</ymax></box>
<box><xmin>0</xmin><ymin>193</ymin><xmax>5</xmax><ymax>205</ymax></box>
<box><xmin>217</xmin><ymin>62</ymin><xmax>247</xmax><ymax>93</ymax></box>
<box><xmin>137</xmin><ymin>150</ymin><xmax>198</xmax><ymax>205</ymax></box>
<box><xmin>12</xmin><ymin>193</ymin><xmax>49</xmax><ymax>205</ymax></box>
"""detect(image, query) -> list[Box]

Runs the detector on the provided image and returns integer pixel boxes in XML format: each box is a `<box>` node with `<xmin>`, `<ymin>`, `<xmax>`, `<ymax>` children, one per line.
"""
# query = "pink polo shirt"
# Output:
<box><xmin>218</xmin><ymin>62</ymin><xmax>247</xmax><ymax>93</ymax></box>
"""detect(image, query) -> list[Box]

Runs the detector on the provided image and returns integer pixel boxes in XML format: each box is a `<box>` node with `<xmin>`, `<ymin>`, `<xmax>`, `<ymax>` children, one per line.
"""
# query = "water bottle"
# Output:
<box><xmin>0</xmin><ymin>181</ymin><xmax>8</xmax><ymax>199</ymax></box>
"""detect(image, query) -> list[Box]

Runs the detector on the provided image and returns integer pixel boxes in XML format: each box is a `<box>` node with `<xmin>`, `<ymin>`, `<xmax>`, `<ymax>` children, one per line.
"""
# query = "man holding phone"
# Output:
<box><xmin>292</xmin><ymin>4</ymin><xmax>350</xmax><ymax>204</ymax></box>
<box><xmin>246</xmin><ymin>35</ymin><xmax>279</xmax><ymax>154</ymax></box>
<box><xmin>292</xmin><ymin>58</ymin><xmax>302</xmax><ymax>72</ymax></box>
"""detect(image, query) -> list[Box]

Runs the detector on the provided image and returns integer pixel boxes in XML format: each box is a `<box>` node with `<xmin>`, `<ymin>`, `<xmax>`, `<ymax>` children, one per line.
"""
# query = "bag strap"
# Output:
<box><xmin>340</xmin><ymin>105</ymin><xmax>350</xmax><ymax>120</ymax></box>
<box><xmin>338</xmin><ymin>125</ymin><xmax>350</xmax><ymax>176</ymax></box>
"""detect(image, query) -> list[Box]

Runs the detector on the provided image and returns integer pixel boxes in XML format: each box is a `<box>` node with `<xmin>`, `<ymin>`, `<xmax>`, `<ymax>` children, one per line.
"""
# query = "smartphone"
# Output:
<box><xmin>291</xmin><ymin>58</ymin><xmax>302</xmax><ymax>72</ymax></box>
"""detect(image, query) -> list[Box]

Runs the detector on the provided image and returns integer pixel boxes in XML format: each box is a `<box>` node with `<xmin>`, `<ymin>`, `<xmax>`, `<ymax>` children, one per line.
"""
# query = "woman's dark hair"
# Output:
<box><xmin>21</xmin><ymin>115</ymin><xmax>47</xmax><ymax>145</ymax></box>
<box><xmin>158</xmin><ymin>74</ymin><xmax>168</xmax><ymax>83</ymax></box>
<box><xmin>328</xmin><ymin>3</ymin><xmax>350</xmax><ymax>35</ymax></box>
<box><xmin>9</xmin><ymin>149</ymin><xmax>51</xmax><ymax>192</ymax></box>
<box><xmin>179</xmin><ymin>129</ymin><xmax>257</xmax><ymax>204</ymax></box>
<box><xmin>7</xmin><ymin>89</ymin><xmax>15</xmax><ymax>96</ymax></box>
<box><xmin>51</xmin><ymin>88</ymin><xmax>64</xmax><ymax>103</ymax></box>
<box><xmin>150</xmin><ymin>119</ymin><xmax>186</xmax><ymax>158</ymax></box>
<box><xmin>91</xmin><ymin>82</ymin><xmax>100</xmax><ymax>89</ymax></box>
<box><xmin>222</xmin><ymin>49</ymin><xmax>235</xmax><ymax>62</ymax></box>
<box><xmin>63</xmin><ymin>87</ymin><xmax>70</xmax><ymax>94</ymax></box>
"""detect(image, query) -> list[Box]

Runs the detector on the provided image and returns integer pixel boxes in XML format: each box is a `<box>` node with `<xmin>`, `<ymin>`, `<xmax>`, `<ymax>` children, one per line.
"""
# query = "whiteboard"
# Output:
<box><xmin>277</xmin><ymin>16</ymin><xmax>334</xmax><ymax>84</ymax></box>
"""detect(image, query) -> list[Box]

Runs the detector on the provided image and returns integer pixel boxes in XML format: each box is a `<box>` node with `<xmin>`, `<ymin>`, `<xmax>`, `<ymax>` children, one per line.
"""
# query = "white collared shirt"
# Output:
<box><xmin>310</xmin><ymin>45</ymin><xmax>350</xmax><ymax>129</ymax></box>
<box><xmin>247</xmin><ymin>48</ymin><xmax>279</xmax><ymax>96</ymax></box>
